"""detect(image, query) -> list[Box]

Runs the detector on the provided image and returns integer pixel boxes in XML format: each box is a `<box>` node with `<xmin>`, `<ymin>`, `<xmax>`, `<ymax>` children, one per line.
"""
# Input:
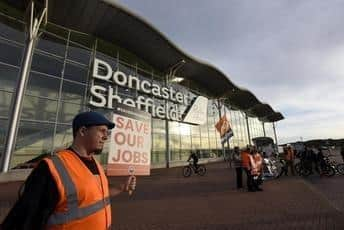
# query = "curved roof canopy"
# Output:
<box><xmin>6</xmin><ymin>0</ymin><xmax>284</xmax><ymax>122</ymax></box>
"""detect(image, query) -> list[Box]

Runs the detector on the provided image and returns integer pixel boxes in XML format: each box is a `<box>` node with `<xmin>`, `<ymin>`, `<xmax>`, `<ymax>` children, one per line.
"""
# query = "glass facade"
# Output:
<box><xmin>0</xmin><ymin>11</ymin><xmax>277</xmax><ymax>169</ymax></box>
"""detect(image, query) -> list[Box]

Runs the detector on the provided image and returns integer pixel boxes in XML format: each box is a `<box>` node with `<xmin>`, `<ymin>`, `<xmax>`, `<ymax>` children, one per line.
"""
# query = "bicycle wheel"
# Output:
<box><xmin>322</xmin><ymin>166</ymin><xmax>335</xmax><ymax>177</ymax></box>
<box><xmin>294</xmin><ymin>162</ymin><xmax>301</xmax><ymax>175</ymax></box>
<box><xmin>300</xmin><ymin>167</ymin><xmax>311</xmax><ymax>177</ymax></box>
<box><xmin>196</xmin><ymin>165</ymin><xmax>206</xmax><ymax>176</ymax></box>
<box><xmin>335</xmin><ymin>163</ymin><xmax>344</xmax><ymax>175</ymax></box>
<box><xmin>183</xmin><ymin>166</ymin><xmax>192</xmax><ymax>177</ymax></box>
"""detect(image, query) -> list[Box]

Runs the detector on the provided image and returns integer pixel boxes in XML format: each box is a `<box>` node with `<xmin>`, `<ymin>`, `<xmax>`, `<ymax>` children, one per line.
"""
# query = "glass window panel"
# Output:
<box><xmin>152</xmin><ymin>150</ymin><xmax>165</xmax><ymax>165</ymax></box>
<box><xmin>61</xmin><ymin>81</ymin><xmax>85</xmax><ymax>104</ymax></box>
<box><xmin>0</xmin><ymin>118</ymin><xmax>8</xmax><ymax>155</ymax></box>
<box><xmin>0</xmin><ymin>63</ymin><xmax>19</xmax><ymax>91</ymax></box>
<box><xmin>201</xmin><ymin>137</ymin><xmax>210</xmax><ymax>150</ymax></box>
<box><xmin>54</xmin><ymin>125</ymin><xmax>73</xmax><ymax>149</ymax></box>
<box><xmin>31</xmin><ymin>52</ymin><xmax>64</xmax><ymax>77</ymax></box>
<box><xmin>0</xmin><ymin>15</ymin><xmax>25</xmax><ymax>43</ymax></box>
<box><xmin>152</xmin><ymin>118</ymin><xmax>165</xmax><ymax>134</ymax></box>
<box><xmin>58</xmin><ymin>102</ymin><xmax>83</xmax><ymax>123</ymax></box>
<box><xmin>179</xmin><ymin>123</ymin><xmax>191</xmax><ymax>136</ymax></box>
<box><xmin>152</xmin><ymin>132</ymin><xmax>166</xmax><ymax>164</ymax></box>
<box><xmin>21</xmin><ymin>96</ymin><xmax>58</xmax><ymax>122</ymax></box>
<box><xmin>209</xmin><ymin>136</ymin><xmax>217</xmax><ymax>149</ymax></box>
<box><xmin>67</xmin><ymin>42</ymin><xmax>91</xmax><ymax>65</ymax></box>
<box><xmin>70</xmin><ymin>31</ymin><xmax>94</xmax><ymax>49</ymax></box>
<box><xmin>12</xmin><ymin>121</ymin><xmax>54</xmax><ymax>168</ymax></box>
<box><xmin>64</xmin><ymin>62</ymin><xmax>88</xmax><ymax>83</ymax></box>
<box><xmin>192</xmin><ymin>135</ymin><xmax>201</xmax><ymax>150</ymax></box>
<box><xmin>0</xmin><ymin>40</ymin><xmax>23</xmax><ymax>66</ymax></box>
<box><xmin>169</xmin><ymin>133</ymin><xmax>180</xmax><ymax>161</ymax></box>
<box><xmin>152</xmin><ymin>133</ymin><xmax>166</xmax><ymax>150</ymax></box>
<box><xmin>0</xmin><ymin>91</ymin><xmax>13</xmax><ymax>117</ymax></box>
<box><xmin>36</xmin><ymin>32</ymin><xmax>67</xmax><ymax>57</ymax></box>
<box><xmin>169</xmin><ymin>121</ymin><xmax>180</xmax><ymax>135</ymax></box>
<box><xmin>191</xmin><ymin>124</ymin><xmax>200</xmax><ymax>136</ymax></box>
<box><xmin>180</xmin><ymin>123</ymin><xmax>191</xmax><ymax>161</ymax></box>
<box><xmin>44</xmin><ymin>23</ymin><xmax>69</xmax><ymax>40</ymax></box>
<box><xmin>26</xmin><ymin>72</ymin><xmax>60</xmax><ymax>99</ymax></box>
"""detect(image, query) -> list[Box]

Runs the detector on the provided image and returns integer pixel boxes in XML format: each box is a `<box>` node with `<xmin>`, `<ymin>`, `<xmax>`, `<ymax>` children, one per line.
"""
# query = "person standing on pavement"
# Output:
<box><xmin>241</xmin><ymin>146</ymin><xmax>255</xmax><ymax>192</ymax></box>
<box><xmin>250</xmin><ymin>147</ymin><xmax>263</xmax><ymax>191</ymax></box>
<box><xmin>285</xmin><ymin>146</ymin><xmax>295</xmax><ymax>176</ymax></box>
<box><xmin>233</xmin><ymin>146</ymin><xmax>243</xmax><ymax>189</ymax></box>
<box><xmin>2</xmin><ymin>111</ymin><xmax>136</xmax><ymax>230</ymax></box>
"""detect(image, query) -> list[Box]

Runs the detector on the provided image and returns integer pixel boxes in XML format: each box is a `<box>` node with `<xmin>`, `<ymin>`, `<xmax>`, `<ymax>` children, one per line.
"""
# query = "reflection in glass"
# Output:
<box><xmin>21</xmin><ymin>95</ymin><xmax>58</xmax><ymax>122</ymax></box>
<box><xmin>36</xmin><ymin>32</ymin><xmax>67</xmax><ymax>57</ymax></box>
<box><xmin>12</xmin><ymin>121</ymin><xmax>54</xmax><ymax>168</ymax></box>
<box><xmin>0</xmin><ymin>16</ymin><xmax>25</xmax><ymax>43</ymax></box>
<box><xmin>54</xmin><ymin>125</ymin><xmax>73</xmax><ymax>149</ymax></box>
<box><xmin>152</xmin><ymin>133</ymin><xmax>166</xmax><ymax>164</ymax></box>
<box><xmin>0</xmin><ymin>91</ymin><xmax>12</xmax><ymax>117</ymax></box>
<box><xmin>26</xmin><ymin>72</ymin><xmax>60</xmax><ymax>99</ymax></box>
<box><xmin>58</xmin><ymin>102</ymin><xmax>82</xmax><ymax>123</ymax></box>
<box><xmin>67</xmin><ymin>42</ymin><xmax>91</xmax><ymax>65</ymax></box>
<box><xmin>0</xmin><ymin>63</ymin><xmax>19</xmax><ymax>91</ymax></box>
<box><xmin>0</xmin><ymin>119</ymin><xmax>8</xmax><ymax>155</ymax></box>
<box><xmin>0</xmin><ymin>40</ymin><xmax>23</xmax><ymax>66</ymax></box>
<box><xmin>61</xmin><ymin>81</ymin><xmax>85</xmax><ymax>104</ymax></box>
<box><xmin>169</xmin><ymin>134</ymin><xmax>180</xmax><ymax>161</ymax></box>
<box><xmin>152</xmin><ymin>118</ymin><xmax>165</xmax><ymax>134</ymax></box>
<box><xmin>64</xmin><ymin>62</ymin><xmax>88</xmax><ymax>83</ymax></box>
<box><xmin>31</xmin><ymin>52</ymin><xmax>63</xmax><ymax>76</ymax></box>
<box><xmin>70</xmin><ymin>31</ymin><xmax>94</xmax><ymax>49</ymax></box>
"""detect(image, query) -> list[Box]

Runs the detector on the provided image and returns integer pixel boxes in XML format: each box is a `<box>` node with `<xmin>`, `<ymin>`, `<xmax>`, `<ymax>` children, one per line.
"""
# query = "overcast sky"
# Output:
<box><xmin>117</xmin><ymin>0</ymin><xmax>344</xmax><ymax>144</ymax></box>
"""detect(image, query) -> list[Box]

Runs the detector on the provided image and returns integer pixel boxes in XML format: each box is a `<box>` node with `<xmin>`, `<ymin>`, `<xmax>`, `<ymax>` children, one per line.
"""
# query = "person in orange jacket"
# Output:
<box><xmin>251</xmin><ymin>147</ymin><xmax>263</xmax><ymax>191</ymax></box>
<box><xmin>2</xmin><ymin>111</ymin><xmax>136</xmax><ymax>230</ymax></box>
<box><xmin>285</xmin><ymin>146</ymin><xmax>295</xmax><ymax>175</ymax></box>
<box><xmin>241</xmin><ymin>146</ymin><xmax>255</xmax><ymax>192</ymax></box>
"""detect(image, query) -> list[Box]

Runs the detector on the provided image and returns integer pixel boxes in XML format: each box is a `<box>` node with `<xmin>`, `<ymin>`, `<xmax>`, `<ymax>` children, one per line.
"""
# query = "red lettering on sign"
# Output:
<box><xmin>114</xmin><ymin>132</ymin><xmax>145</xmax><ymax>147</ymax></box>
<box><xmin>112</xmin><ymin>149</ymin><xmax>149</xmax><ymax>164</ymax></box>
<box><xmin>116</xmin><ymin>117</ymin><xmax>124</xmax><ymax>129</ymax></box>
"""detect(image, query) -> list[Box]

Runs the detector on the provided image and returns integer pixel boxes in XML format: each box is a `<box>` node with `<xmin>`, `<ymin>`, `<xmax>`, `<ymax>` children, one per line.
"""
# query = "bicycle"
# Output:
<box><xmin>324</xmin><ymin>157</ymin><xmax>344</xmax><ymax>175</ymax></box>
<box><xmin>335</xmin><ymin>163</ymin><xmax>344</xmax><ymax>175</ymax></box>
<box><xmin>294</xmin><ymin>161</ymin><xmax>311</xmax><ymax>177</ymax></box>
<box><xmin>182</xmin><ymin>162</ymin><xmax>206</xmax><ymax>177</ymax></box>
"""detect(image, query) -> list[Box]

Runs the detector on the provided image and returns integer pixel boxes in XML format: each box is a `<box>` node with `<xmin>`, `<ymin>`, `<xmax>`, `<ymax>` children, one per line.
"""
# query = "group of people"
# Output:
<box><xmin>297</xmin><ymin>146</ymin><xmax>330</xmax><ymax>175</ymax></box>
<box><xmin>233</xmin><ymin>145</ymin><xmax>264</xmax><ymax>192</ymax></box>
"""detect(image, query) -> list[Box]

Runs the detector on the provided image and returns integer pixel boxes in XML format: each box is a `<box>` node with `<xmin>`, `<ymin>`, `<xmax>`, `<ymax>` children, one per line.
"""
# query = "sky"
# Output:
<box><xmin>117</xmin><ymin>0</ymin><xmax>344</xmax><ymax>144</ymax></box>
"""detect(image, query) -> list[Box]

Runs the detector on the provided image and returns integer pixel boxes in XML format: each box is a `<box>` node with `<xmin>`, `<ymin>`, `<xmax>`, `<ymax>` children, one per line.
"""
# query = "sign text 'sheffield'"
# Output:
<box><xmin>90</xmin><ymin>58</ymin><xmax>189</xmax><ymax>121</ymax></box>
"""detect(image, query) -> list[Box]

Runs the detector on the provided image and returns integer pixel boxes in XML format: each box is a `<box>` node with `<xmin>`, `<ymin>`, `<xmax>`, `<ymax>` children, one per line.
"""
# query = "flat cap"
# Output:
<box><xmin>72</xmin><ymin>111</ymin><xmax>115</xmax><ymax>131</ymax></box>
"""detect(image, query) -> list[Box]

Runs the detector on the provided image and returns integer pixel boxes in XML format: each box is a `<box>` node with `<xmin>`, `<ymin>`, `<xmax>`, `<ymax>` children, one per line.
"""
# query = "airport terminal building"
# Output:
<box><xmin>0</xmin><ymin>0</ymin><xmax>283</xmax><ymax>171</ymax></box>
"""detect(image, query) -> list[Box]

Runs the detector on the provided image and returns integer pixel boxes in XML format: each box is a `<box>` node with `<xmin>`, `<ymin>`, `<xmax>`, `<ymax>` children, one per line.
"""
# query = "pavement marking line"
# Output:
<box><xmin>300</xmin><ymin>178</ymin><xmax>343</xmax><ymax>214</ymax></box>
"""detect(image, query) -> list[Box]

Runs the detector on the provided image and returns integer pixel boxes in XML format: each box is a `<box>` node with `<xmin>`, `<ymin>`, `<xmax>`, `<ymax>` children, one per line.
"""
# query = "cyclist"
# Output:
<box><xmin>188</xmin><ymin>150</ymin><xmax>199</xmax><ymax>170</ymax></box>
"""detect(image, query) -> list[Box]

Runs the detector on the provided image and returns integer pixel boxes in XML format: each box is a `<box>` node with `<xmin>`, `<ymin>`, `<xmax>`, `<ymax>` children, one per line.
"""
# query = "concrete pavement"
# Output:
<box><xmin>1</xmin><ymin>162</ymin><xmax>344</xmax><ymax>229</ymax></box>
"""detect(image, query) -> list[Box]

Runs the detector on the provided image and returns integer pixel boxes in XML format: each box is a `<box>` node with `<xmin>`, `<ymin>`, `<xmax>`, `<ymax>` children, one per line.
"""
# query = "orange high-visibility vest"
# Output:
<box><xmin>43</xmin><ymin>150</ymin><xmax>111</xmax><ymax>230</ymax></box>
<box><xmin>286</xmin><ymin>149</ymin><xmax>295</xmax><ymax>161</ymax></box>
<box><xmin>241</xmin><ymin>151</ymin><xmax>251</xmax><ymax>169</ymax></box>
<box><xmin>252</xmin><ymin>153</ymin><xmax>263</xmax><ymax>175</ymax></box>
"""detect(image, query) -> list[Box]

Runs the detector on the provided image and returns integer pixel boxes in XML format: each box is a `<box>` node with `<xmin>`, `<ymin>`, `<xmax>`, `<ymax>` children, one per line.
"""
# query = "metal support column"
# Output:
<box><xmin>164</xmin><ymin>60</ymin><xmax>185</xmax><ymax>168</ymax></box>
<box><xmin>1</xmin><ymin>1</ymin><xmax>47</xmax><ymax>172</ymax></box>
<box><xmin>245</xmin><ymin>114</ymin><xmax>251</xmax><ymax>145</ymax></box>
<box><xmin>272</xmin><ymin>122</ymin><xmax>279</xmax><ymax>153</ymax></box>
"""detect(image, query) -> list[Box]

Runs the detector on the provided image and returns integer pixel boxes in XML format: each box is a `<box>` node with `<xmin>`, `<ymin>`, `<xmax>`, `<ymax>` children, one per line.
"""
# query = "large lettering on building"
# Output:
<box><xmin>89</xmin><ymin>58</ymin><xmax>208</xmax><ymax>124</ymax></box>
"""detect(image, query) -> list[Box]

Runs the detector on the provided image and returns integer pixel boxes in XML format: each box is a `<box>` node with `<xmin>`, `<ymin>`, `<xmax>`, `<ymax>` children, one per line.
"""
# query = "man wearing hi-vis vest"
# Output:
<box><xmin>2</xmin><ymin>111</ymin><xmax>136</xmax><ymax>230</ymax></box>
